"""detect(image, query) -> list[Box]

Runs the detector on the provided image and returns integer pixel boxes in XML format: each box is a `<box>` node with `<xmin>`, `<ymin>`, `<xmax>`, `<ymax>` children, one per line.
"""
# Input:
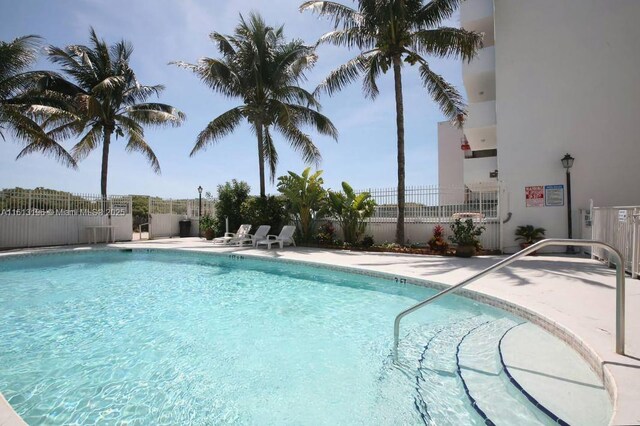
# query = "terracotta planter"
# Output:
<box><xmin>519</xmin><ymin>242</ymin><xmax>538</xmax><ymax>255</ymax></box>
<box><xmin>204</xmin><ymin>229</ymin><xmax>215</xmax><ymax>240</ymax></box>
<box><xmin>455</xmin><ymin>245</ymin><xmax>476</xmax><ymax>258</ymax></box>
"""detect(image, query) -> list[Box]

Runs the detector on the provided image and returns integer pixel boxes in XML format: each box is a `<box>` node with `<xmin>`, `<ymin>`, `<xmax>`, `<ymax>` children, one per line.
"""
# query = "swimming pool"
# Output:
<box><xmin>0</xmin><ymin>249</ymin><xmax>611</xmax><ymax>424</ymax></box>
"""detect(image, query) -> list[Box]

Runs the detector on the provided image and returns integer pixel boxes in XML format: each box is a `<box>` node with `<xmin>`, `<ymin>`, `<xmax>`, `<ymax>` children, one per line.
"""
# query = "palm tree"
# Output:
<box><xmin>300</xmin><ymin>0</ymin><xmax>483</xmax><ymax>244</ymax></box>
<box><xmin>42</xmin><ymin>28</ymin><xmax>185</xmax><ymax>197</ymax></box>
<box><xmin>0</xmin><ymin>35</ymin><xmax>76</xmax><ymax>167</ymax></box>
<box><xmin>173</xmin><ymin>13</ymin><xmax>337</xmax><ymax>197</ymax></box>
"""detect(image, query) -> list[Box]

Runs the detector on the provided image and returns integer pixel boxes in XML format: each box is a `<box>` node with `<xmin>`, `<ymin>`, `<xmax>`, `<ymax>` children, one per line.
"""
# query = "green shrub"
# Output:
<box><xmin>240</xmin><ymin>195</ymin><xmax>288</xmax><ymax>234</ymax></box>
<box><xmin>199</xmin><ymin>214</ymin><xmax>217</xmax><ymax>231</ymax></box>
<box><xmin>214</xmin><ymin>180</ymin><xmax>251</xmax><ymax>236</ymax></box>
<box><xmin>361</xmin><ymin>235</ymin><xmax>375</xmax><ymax>248</ymax></box>
<box><xmin>449</xmin><ymin>219</ymin><xmax>485</xmax><ymax>248</ymax></box>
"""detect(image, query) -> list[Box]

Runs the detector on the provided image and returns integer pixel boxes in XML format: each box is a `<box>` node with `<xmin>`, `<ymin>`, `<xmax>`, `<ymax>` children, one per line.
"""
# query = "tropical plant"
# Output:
<box><xmin>173</xmin><ymin>13</ymin><xmax>338</xmax><ymax>197</ymax></box>
<box><xmin>199</xmin><ymin>213</ymin><xmax>217</xmax><ymax>240</ymax></box>
<box><xmin>240</xmin><ymin>195</ymin><xmax>288</xmax><ymax>234</ymax></box>
<box><xmin>327</xmin><ymin>182</ymin><xmax>376</xmax><ymax>244</ymax></box>
<box><xmin>42</xmin><ymin>28</ymin><xmax>185</xmax><ymax>197</ymax></box>
<box><xmin>277</xmin><ymin>167</ymin><xmax>327</xmax><ymax>243</ymax></box>
<box><xmin>0</xmin><ymin>35</ymin><xmax>76</xmax><ymax>167</ymax></box>
<box><xmin>449</xmin><ymin>218</ymin><xmax>485</xmax><ymax>248</ymax></box>
<box><xmin>515</xmin><ymin>225</ymin><xmax>546</xmax><ymax>245</ymax></box>
<box><xmin>214</xmin><ymin>179</ymin><xmax>251</xmax><ymax>236</ymax></box>
<box><xmin>428</xmin><ymin>224</ymin><xmax>448</xmax><ymax>253</ymax></box>
<box><xmin>315</xmin><ymin>221</ymin><xmax>336</xmax><ymax>244</ymax></box>
<box><xmin>301</xmin><ymin>0</ymin><xmax>483</xmax><ymax>244</ymax></box>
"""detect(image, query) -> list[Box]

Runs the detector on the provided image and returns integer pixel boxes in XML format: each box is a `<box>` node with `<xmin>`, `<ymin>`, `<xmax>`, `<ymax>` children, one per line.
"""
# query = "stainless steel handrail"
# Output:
<box><xmin>392</xmin><ymin>239</ymin><xmax>626</xmax><ymax>361</ymax></box>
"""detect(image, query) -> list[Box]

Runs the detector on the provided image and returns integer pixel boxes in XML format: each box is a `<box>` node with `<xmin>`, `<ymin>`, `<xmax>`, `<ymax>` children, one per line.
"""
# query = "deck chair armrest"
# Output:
<box><xmin>265</xmin><ymin>235</ymin><xmax>278</xmax><ymax>240</ymax></box>
<box><xmin>224</xmin><ymin>232</ymin><xmax>236</xmax><ymax>237</ymax></box>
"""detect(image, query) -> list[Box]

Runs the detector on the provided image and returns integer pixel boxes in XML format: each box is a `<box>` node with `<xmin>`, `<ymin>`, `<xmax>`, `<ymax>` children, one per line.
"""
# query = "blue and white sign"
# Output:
<box><xmin>544</xmin><ymin>185</ymin><xmax>564</xmax><ymax>206</ymax></box>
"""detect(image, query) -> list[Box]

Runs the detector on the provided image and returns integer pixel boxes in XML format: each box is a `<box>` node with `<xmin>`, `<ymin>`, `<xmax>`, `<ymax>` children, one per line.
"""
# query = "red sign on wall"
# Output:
<box><xmin>525</xmin><ymin>186</ymin><xmax>544</xmax><ymax>207</ymax></box>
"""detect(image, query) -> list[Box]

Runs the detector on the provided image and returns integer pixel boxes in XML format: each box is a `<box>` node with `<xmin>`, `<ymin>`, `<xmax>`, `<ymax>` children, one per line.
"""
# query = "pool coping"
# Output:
<box><xmin>0</xmin><ymin>243</ymin><xmax>635</xmax><ymax>425</ymax></box>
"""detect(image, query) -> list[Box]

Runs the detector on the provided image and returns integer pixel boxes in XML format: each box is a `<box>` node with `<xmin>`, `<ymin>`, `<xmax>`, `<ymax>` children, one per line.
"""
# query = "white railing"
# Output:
<box><xmin>355</xmin><ymin>185</ymin><xmax>500</xmax><ymax>249</ymax></box>
<box><xmin>591</xmin><ymin>206</ymin><xmax>640</xmax><ymax>278</ymax></box>
<box><xmin>148</xmin><ymin>197</ymin><xmax>216</xmax><ymax>239</ymax></box>
<box><xmin>0</xmin><ymin>189</ymin><xmax>132</xmax><ymax>249</ymax></box>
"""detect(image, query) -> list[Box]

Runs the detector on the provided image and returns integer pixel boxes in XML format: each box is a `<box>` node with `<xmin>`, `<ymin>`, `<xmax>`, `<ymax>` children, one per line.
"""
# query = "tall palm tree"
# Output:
<box><xmin>0</xmin><ymin>35</ymin><xmax>76</xmax><ymax>167</ymax></box>
<box><xmin>301</xmin><ymin>0</ymin><xmax>483</xmax><ymax>244</ymax></box>
<box><xmin>173</xmin><ymin>13</ymin><xmax>337</xmax><ymax>197</ymax></box>
<box><xmin>43</xmin><ymin>28</ymin><xmax>185</xmax><ymax>197</ymax></box>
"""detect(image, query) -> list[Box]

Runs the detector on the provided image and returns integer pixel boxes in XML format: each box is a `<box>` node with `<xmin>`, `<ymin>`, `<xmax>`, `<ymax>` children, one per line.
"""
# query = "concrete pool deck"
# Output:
<box><xmin>1</xmin><ymin>238</ymin><xmax>638</xmax><ymax>425</ymax></box>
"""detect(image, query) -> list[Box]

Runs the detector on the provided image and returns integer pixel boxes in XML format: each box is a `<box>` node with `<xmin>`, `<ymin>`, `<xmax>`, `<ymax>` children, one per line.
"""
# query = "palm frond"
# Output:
<box><xmin>362</xmin><ymin>51</ymin><xmax>386</xmax><ymax>99</ymax></box>
<box><xmin>262</xmin><ymin>126</ymin><xmax>279</xmax><ymax>182</ymax></box>
<box><xmin>299</xmin><ymin>1</ymin><xmax>362</xmax><ymax>29</ymax></box>
<box><xmin>411</xmin><ymin>27</ymin><xmax>483</xmax><ymax>62</ymax></box>
<box><xmin>315</xmin><ymin>54</ymin><xmax>367</xmax><ymax>96</ymax></box>
<box><xmin>0</xmin><ymin>35</ymin><xmax>41</xmax><ymax>79</ymax></box>
<box><xmin>416</xmin><ymin>56</ymin><xmax>466</xmax><ymax>125</ymax></box>
<box><xmin>414</xmin><ymin>0</ymin><xmax>461</xmax><ymax>28</ymax></box>
<box><xmin>191</xmin><ymin>107</ymin><xmax>244</xmax><ymax>156</ymax></box>
<box><xmin>123</xmin><ymin>129</ymin><xmax>161</xmax><ymax>174</ymax></box>
<box><xmin>122</xmin><ymin>84</ymin><xmax>164</xmax><ymax>104</ymax></box>
<box><xmin>210</xmin><ymin>32</ymin><xmax>236</xmax><ymax>57</ymax></box>
<box><xmin>273</xmin><ymin>85</ymin><xmax>320</xmax><ymax>109</ymax></box>
<box><xmin>16</xmin><ymin>137</ymin><xmax>77</xmax><ymax>168</ymax></box>
<box><xmin>317</xmin><ymin>28</ymin><xmax>374</xmax><ymax>50</ymax></box>
<box><xmin>276</xmin><ymin>102</ymin><xmax>338</xmax><ymax>140</ymax></box>
<box><xmin>71</xmin><ymin>126</ymin><xmax>103</xmax><ymax>161</ymax></box>
<box><xmin>124</xmin><ymin>103</ymin><xmax>186</xmax><ymax>127</ymax></box>
<box><xmin>273</xmin><ymin>118</ymin><xmax>322</xmax><ymax>165</ymax></box>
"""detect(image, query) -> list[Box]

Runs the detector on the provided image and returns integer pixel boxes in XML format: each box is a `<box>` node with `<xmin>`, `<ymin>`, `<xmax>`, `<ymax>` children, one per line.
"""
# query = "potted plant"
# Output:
<box><xmin>428</xmin><ymin>225</ymin><xmax>449</xmax><ymax>254</ymax></box>
<box><xmin>515</xmin><ymin>225</ymin><xmax>546</xmax><ymax>252</ymax></box>
<box><xmin>199</xmin><ymin>214</ymin><xmax>217</xmax><ymax>240</ymax></box>
<box><xmin>449</xmin><ymin>219</ymin><xmax>485</xmax><ymax>258</ymax></box>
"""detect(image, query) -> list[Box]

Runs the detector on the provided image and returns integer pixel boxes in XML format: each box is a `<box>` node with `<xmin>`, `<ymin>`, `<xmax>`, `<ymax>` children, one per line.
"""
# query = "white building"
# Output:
<box><xmin>439</xmin><ymin>0</ymin><xmax>640</xmax><ymax>253</ymax></box>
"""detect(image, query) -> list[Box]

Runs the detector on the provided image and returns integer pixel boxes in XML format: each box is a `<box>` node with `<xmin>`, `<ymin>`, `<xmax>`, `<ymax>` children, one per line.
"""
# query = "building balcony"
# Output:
<box><xmin>463</xmin><ymin>46</ymin><xmax>495</xmax><ymax>103</ymax></box>
<box><xmin>464</xmin><ymin>100</ymin><xmax>496</xmax><ymax>150</ymax></box>
<box><xmin>466</xmin><ymin>100</ymin><xmax>496</xmax><ymax>130</ymax></box>
<box><xmin>460</xmin><ymin>0</ymin><xmax>494</xmax><ymax>46</ymax></box>
<box><xmin>464</xmin><ymin>155</ymin><xmax>499</xmax><ymax>192</ymax></box>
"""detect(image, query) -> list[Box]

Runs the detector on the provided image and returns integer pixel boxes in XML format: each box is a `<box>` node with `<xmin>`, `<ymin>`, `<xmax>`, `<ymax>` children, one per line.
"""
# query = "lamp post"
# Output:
<box><xmin>561</xmin><ymin>154</ymin><xmax>575</xmax><ymax>253</ymax></box>
<box><xmin>197</xmin><ymin>185</ymin><xmax>203</xmax><ymax>238</ymax></box>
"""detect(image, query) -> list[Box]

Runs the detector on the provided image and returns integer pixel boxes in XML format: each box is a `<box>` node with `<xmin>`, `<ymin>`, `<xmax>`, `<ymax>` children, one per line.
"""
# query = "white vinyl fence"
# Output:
<box><xmin>591</xmin><ymin>205</ymin><xmax>640</xmax><ymax>278</ymax></box>
<box><xmin>148</xmin><ymin>198</ymin><xmax>216</xmax><ymax>239</ymax></box>
<box><xmin>0</xmin><ymin>189</ymin><xmax>132</xmax><ymax>249</ymax></box>
<box><xmin>355</xmin><ymin>185</ymin><xmax>501</xmax><ymax>250</ymax></box>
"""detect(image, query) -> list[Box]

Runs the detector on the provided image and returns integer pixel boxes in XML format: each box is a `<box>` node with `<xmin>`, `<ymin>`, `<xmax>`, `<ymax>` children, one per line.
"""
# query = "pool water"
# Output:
<box><xmin>0</xmin><ymin>250</ymin><xmax>608</xmax><ymax>425</ymax></box>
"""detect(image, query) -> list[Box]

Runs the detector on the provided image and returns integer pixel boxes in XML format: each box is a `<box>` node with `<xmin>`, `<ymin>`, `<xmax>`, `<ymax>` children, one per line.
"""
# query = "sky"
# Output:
<box><xmin>0</xmin><ymin>0</ymin><xmax>464</xmax><ymax>198</ymax></box>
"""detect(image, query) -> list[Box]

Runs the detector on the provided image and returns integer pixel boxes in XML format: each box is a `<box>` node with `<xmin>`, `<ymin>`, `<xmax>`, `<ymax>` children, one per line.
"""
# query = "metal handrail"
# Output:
<box><xmin>392</xmin><ymin>239</ymin><xmax>626</xmax><ymax>361</ymax></box>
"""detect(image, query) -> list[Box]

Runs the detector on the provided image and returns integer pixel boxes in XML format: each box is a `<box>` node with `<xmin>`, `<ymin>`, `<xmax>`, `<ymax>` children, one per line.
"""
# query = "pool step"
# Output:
<box><xmin>408</xmin><ymin>316</ymin><xmax>566</xmax><ymax>426</ymax></box>
<box><xmin>457</xmin><ymin>319</ymin><xmax>556</xmax><ymax>425</ymax></box>
<box><xmin>412</xmin><ymin>316</ymin><xmax>493</xmax><ymax>425</ymax></box>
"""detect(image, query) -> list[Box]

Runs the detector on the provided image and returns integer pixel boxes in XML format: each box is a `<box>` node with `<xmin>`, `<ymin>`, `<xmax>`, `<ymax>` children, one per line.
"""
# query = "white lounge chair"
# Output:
<box><xmin>234</xmin><ymin>225</ymin><xmax>271</xmax><ymax>247</ymax></box>
<box><xmin>256</xmin><ymin>225</ymin><xmax>296</xmax><ymax>249</ymax></box>
<box><xmin>212</xmin><ymin>224</ymin><xmax>252</xmax><ymax>245</ymax></box>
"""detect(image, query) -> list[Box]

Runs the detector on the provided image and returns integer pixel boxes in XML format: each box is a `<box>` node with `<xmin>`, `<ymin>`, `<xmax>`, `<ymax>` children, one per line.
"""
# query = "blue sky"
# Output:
<box><xmin>0</xmin><ymin>0</ymin><xmax>463</xmax><ymax>198</ymax></box>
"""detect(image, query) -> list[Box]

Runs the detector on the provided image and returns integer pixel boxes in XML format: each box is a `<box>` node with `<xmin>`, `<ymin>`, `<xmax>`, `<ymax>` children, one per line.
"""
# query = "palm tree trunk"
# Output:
<box><xmin>256</xmin><ymin>122</ymin><xmax>266</xmax><ymax>197</ymax></box>
<box><xmin>101</xmin><ymin>126</ymin><xmax>112</xmax><ymax>198</ymax></box>
<box><xmin>392</xmin><ymin>54</ymin><xmax>405</xmax><ymax>245</ymax></box>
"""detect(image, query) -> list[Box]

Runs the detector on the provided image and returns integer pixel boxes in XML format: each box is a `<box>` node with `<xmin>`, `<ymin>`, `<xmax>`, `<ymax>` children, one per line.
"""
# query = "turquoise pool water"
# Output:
<box><xmin>0</xmin><ymin>250</ymin><xmax>583</xmax><ymax>425</ymax></box>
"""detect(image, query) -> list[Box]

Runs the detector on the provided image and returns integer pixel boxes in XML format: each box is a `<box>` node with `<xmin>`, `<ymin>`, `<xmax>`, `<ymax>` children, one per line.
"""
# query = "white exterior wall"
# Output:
<box><xmin>0</xmin><ymin>215</ymin><xmax>132</xmax><ymax>249</ymax></box>
<box><xmin>437</xmin><ymin>122</ymin><xmax>465</xmax><ymax>204</ymax></box>
<box><xmin>494</xmin><ymin>0</ymin><xmax>640</xmax><ymax>252</ymax></box>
